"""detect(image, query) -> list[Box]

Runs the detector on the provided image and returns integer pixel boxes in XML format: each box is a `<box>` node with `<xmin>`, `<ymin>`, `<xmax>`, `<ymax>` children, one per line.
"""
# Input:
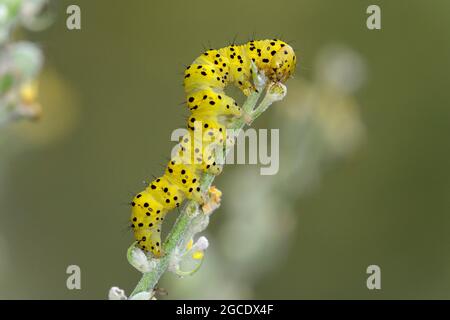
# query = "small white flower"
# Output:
<box><xmin>266</xmin><ymin>82</ymin><xmax>287</xmax><ymax>104</ymax></box>
<box><xmin>108</xmin><ymin>286</ymin><xmax>127</xmax><ymax>300</ymax></box>
<box><xmin>4</xmin><ymin>42</ymin><xmax>44</xmax><ymax>80</ymax></box>
<box><xmin>21</xmin><ymin>0</ymin><xmax>41</xmax><ymax>19</ymax></box>
<box><xmin>193</xmin><ymin>236</ymin><xmax>209</xmax><ymax>251</ymax></box>
<box><xmin>19</xmin><ymin>0</ymin><xmax>52</xmax><ymax>31</ymax></box>
<box><xmin>128</xmin><ymin>246</ymin><xmax>156</xmax><ymax>273</ymax></box>
<box><xmin>315</xmin><ymin>45</ymin><xmax>366</xmax><ymax>94</ymax></box>
<box><xmin>168</xmin><ymin>236</ymin><xmax>209</xmax><ymax>276</ymax></box>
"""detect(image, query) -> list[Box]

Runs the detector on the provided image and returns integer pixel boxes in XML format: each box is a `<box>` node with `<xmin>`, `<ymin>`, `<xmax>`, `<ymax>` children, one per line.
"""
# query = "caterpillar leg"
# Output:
<box><xmin>130</xmin><ymin>190</ymin><xmax>167</xmax><ymax>257</ymax></box>
<box><xmin>134</xmin><ymin>226</ymin><xmax>163</xmax><ymax>257</ymax></box>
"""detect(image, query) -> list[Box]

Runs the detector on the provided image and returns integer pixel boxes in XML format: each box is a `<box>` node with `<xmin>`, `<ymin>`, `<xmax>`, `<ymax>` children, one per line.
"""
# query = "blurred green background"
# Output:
<box><xmin>1</xmin><ymin>0</ymin><xmax>450</xmax><ymax>299</ymax></box>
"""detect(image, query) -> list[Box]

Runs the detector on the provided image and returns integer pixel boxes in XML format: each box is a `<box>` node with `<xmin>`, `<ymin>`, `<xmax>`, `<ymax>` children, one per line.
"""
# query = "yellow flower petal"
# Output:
<box><xmin>186</xmin><ymin>238</ymin><xmax>193</xmax><ymax>250</ymax></box>
<box><xmin>192</xmin><ymin>251</ymin><xmax>204</xmax><ymax>260</ymax></box>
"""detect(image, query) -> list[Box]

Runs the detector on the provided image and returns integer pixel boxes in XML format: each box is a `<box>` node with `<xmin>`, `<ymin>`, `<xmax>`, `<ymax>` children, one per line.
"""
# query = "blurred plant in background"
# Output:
<box><xmin>164</xmin><ymin>45</ymin><xmax>367</xmax><ymax>299</ymax></box>
<box><xmin>0</xmin><ymin>0</ymin><xmax>51</xmax><ymax>291</ymax></box>
<box><xmin>0</xmin><ymin>0</ymin><xmax>51</xmax><ymax>127</ymax></box>
<box><xmin>0</xmin><ymin>1</ymin><xmax>81</xmax><ymax>297</ymax></box>
<box><xmin>0</xmin><ymin>0</ymin><xmax>79</xmax><ymax>149</ymax></box>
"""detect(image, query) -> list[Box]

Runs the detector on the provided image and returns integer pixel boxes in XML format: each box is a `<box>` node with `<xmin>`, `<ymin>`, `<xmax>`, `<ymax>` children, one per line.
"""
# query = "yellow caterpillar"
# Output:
<box><xmin>130</xmin><ymin>39</ymin><xmax>296</xmax><ymax>257</ymax></box>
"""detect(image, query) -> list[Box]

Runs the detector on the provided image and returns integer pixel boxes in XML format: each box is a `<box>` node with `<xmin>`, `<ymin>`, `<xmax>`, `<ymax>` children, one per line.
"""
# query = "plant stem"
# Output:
<box><xmin>130</xmin><ymin>84</ymin><xmax>280</xmax><ymax>297</ymax></box>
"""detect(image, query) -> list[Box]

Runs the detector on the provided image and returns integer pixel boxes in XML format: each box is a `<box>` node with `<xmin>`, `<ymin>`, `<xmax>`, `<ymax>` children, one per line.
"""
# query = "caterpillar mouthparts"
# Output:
<box><xmin>130</xmin><ymin>39</ymin><xmax>296</xmax><ymax>257</ymax></box>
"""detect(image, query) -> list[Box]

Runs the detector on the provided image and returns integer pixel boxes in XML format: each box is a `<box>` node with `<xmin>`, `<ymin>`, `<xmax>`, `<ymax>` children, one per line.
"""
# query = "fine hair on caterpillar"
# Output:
<box><xmin>130</xmin><ymin>39</ymin><xmax>296</xmax><ymax>257</ymax></box>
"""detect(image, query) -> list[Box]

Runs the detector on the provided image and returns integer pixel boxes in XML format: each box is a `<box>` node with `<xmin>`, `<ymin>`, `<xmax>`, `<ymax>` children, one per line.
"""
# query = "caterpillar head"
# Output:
<box><xmin>269</xmin><ymin>43</ymin><xmax>296</xmax><ymax>83</ymax></box>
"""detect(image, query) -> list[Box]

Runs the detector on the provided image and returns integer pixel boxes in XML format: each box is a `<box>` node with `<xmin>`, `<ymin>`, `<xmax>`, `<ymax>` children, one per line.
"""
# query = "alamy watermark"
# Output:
<box><xmin>366</xmin><ymin>5</ymin><xmax>381</xmax><ymax>30</ymax></box>
<box><xmin>171</xmin><ymin>123</ymin><xmax>279</xmax><ymax>176</ymax></box>
<box><xmin>66</xmin><ymin>4</ymin><xmax>81</xmax><ymax>30</ymax></box>
<box><xmin>366</xmin><ymin>264</ymin><xmax>381</xmax><ymax>290</ymax></box>
<box><xmin>66</xmin><ymin>264</ymin><xmax>81</xmax><ymax>290</ymax></box>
